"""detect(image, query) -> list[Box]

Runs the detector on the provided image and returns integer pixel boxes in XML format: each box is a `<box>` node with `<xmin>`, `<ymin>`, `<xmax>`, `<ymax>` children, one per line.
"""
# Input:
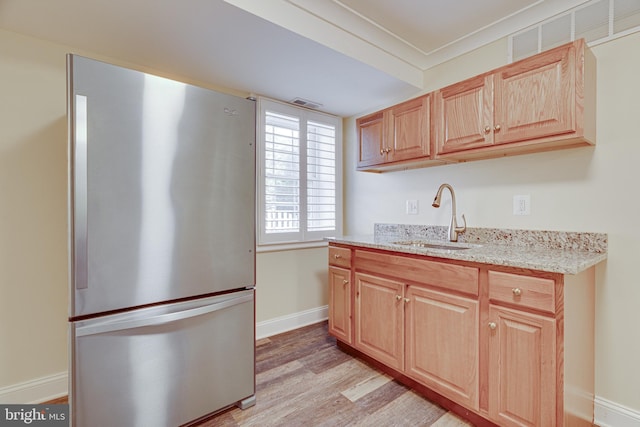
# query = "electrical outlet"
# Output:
<box><xmin>513</xmin><ymin>195</ymin><xmax>531</xmax><ymax>215</ymax></box>
<box><xmin>406</xmin><ymin>200</ymin><xmax>419</xmax><ymax>215</ymax></box>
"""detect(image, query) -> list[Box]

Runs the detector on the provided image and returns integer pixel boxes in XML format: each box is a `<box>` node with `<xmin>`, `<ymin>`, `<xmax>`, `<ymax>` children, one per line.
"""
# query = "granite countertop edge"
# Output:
<box><xmin>326</xmin><ymin>224</ymin><xmax>608</xmax><ymax>275</ymax></box>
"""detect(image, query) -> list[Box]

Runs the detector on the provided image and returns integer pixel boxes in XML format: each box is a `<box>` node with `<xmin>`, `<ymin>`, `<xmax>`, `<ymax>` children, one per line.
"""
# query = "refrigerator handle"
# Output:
<box><xmin>76</xmin><ymin>293</ymin><xmax>253</xmax><ymax>337</ymax></box>
<box><xmin>73</xmin><ymin>94</ymin><xmax>89</xmax><ymax>290</ymax></box>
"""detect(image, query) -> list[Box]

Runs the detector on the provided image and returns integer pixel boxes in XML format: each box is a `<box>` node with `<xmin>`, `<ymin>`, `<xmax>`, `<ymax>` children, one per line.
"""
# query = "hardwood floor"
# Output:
<box><xmin>201</xmin><ymin>321</ymin><xmax>472</xmax><ymax>427</ymax></box>
<box><xmin>50</xmin><ymin>321</ymin><xmax>473</xmax><ymax>426</ymax></box>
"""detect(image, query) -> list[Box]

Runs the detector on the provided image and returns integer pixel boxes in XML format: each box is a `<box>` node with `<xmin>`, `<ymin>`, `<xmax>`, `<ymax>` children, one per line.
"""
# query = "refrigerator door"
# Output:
<box><xmin>68</xmin><ymin>55</ymin><xmax>256</xmax><ymax>317</ymax></box>
<box><xmin>70</xmin><ymin>290</ymin><xmax>255</xmax><ymax>427</ymax></box>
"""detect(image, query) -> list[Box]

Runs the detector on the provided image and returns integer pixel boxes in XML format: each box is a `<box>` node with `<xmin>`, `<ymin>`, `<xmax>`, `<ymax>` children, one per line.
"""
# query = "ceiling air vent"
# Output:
<box><xmin>290</xmin><ymin>97</ymin><xmax>323</xmax><ymax>110</ymax></box>
<box><xmin>509</xmin><ymin>0</ymin><xmax>640</xmax><ymax>62</ymax></box>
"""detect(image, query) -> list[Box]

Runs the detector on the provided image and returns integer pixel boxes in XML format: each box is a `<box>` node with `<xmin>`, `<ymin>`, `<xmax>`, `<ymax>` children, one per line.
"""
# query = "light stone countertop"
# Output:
<box><xmin>326</xmin><ymin>224</ymin><xmax>607</xmax><ymax>275</ymax></box>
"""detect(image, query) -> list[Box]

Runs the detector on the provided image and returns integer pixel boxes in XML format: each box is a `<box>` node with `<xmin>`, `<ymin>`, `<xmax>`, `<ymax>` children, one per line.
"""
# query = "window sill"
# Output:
<box><xmin>256</xmin><ymin>240</ymin><xmax>328</xmax><ymax>253</ymax></box>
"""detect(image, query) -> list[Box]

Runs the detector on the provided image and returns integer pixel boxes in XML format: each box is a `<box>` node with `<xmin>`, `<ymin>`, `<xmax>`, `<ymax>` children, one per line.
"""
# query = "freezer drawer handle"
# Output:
<box><xmin>76</xmin><ymin>293</ymin><xmax>253</xmax><ymax>337</ymax></box>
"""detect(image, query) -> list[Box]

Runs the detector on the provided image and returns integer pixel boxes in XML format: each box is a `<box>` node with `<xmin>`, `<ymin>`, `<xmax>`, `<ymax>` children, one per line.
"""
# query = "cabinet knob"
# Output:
<box><xmin>333</xmin><ymin>254</ymin><xmax>341</xmax><ymax>259</ymax></box>
<box><xmin>404</xmin><ymin>298</ymin><xmax>410</xmax><ymax>303</ymax></box>
<box><xmin>494</xmin><ymin>124</ymin><xmax>501</xmax><ymax>132</ymax></box>
<box><xmin>512</xmin><ymin>288</ymin><xmax>522</xmax><ymax>296</ymax></box>
<box><xmin>396</xmin><ymin>295</ymin><xmax>402</xmax><ymax>301</ymax></box>
<box><xmin>342</xmin><ymin>280</ymin><xmax>349</xmax><ymax>285</ymax></box>
<box><xmin>385</xmin><ymin>147</ymin><xmax>392</xmax><ymax>153</ymax></box>
<box><xmin>380</xmin><ymin>149</ymin><xmax>385</xmax><ymax>155</ymax></box>
<box><xmin>484</xmin><ymin>126</ymin><xmax>491</xmax><ymax>134</ymax></box>
<box><xmin>488</xmin><ymin>322</ymin><xmax>497</xmax><ymax>330</ymax></box>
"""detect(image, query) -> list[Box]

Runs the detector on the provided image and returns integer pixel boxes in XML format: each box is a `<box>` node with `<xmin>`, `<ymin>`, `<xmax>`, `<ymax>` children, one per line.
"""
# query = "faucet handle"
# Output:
<box><xmin>456</xmin><ymin>214</ymin><xmax>467</xmax><ymax>234</ymax></box>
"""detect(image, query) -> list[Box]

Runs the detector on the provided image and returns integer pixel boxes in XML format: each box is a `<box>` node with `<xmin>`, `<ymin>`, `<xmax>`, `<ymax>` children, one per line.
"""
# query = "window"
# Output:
<box><xmin>257</xmin><ymin>98</ymin><xmax>342</xmax><ymax>247</ymax></box>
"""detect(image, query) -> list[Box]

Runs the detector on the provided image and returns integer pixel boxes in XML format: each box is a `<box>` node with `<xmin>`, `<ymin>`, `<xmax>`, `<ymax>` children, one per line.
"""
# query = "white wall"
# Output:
<box><xmin>256</xmin><ymin>247</ymin><xmax>328</xmax><ymax>323</ymax></box>
<box><xmin>0</xmin><ymin>29</ymin><xmax>68</xmax><ymax>392</ymax></box>
<box><xmin>345</xmin><ymin>34</ymin><xmax>640</xmax><ymax>414</ymax></box>
<box><xmin>0</xmin><ymin>28</ymin><xmax>329</xmax><ymax>401</ymax></box>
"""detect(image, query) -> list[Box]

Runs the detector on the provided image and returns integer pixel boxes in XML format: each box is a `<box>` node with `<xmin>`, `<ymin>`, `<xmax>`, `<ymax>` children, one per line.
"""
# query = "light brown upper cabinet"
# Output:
<box><xmin>356</xmin><ymin>39</ymin><xmax>596</xmax><ymax>172</ymax></box>
<box><xmin>434</xmin><ymin>74</ymin><xmax>493</xmax><ymax>154</ymax></box>
<box><xmin>357</xmin><ymin>94</ymin><xmax>438</xmax><ymax>171</ymax></box>
<box><xmin>356</xmin><ymin>110</ymin><xmax>386</xmax><ymax>168</ymax></box>
<box><xmin>386</xmin><ymin>95</ymin><xmax>431</xmax><ymax>162</ymax></box>
<box><xmin>435</xmin><ymin>39</ymin><xmax>595</xmax><ymax>161</ymax></box>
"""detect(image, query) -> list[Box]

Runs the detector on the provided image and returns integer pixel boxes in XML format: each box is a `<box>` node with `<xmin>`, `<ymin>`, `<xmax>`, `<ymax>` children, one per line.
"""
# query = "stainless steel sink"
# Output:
<box><xmin>391</xmin><ymin>240</ymin><xmax>479</xmax><ymax>251</ymax></box>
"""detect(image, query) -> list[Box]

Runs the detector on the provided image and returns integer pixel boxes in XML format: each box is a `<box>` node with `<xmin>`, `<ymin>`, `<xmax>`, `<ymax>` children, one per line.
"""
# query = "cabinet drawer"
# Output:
<box><xmin>488</xmin><ymin>271</ymin><xmax>555</xmax><ymax>314</ymax></box>
<box><xmin>355</xmin><ymin>250</ymin><xmax>479</xmax><ymax>296</ymax></box>
<box><xmin>329</xmin><ymin>246</ymin><xmax>352</xmax><ymax>268</ymax></box>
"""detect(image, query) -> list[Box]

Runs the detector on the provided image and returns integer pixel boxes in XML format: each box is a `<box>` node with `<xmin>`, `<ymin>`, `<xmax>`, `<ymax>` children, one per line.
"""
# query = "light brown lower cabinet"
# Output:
<box><xmin>405</xmin><ymin>285</ymin><xmax>479</xmax><ymax>410</ymax></box>
<box><xmin>487</xmin><ymin>304</ymin><xmax>556</xmax><ymax>427</ymax></box>
<box><xmin>354</xmin><ymin>273</ymin><xmax>405</xmax><ymax>371</ymax></box>
<box><xmin>328</xmin><ymin>266</ymin><xmax>352</xmax><ymax>344</ymax></box>
<box><xmin>328</xmin><ymin>244</ymin><xmax>595</xmax><ymax>427</ymax></box>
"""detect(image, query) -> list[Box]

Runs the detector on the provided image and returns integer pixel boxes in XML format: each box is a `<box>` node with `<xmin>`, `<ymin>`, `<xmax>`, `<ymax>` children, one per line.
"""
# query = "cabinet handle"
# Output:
<box><xmin>380</xmin><ymin>149</ymin><xmax>385</xmax><ymax>155</ymax></box>
<box><xmin>395</xmin><ymin>295</ymin><xmax>402</xmax><ymax>301</ymax></box>
<box><xmin>342</xmin><ymin>280</ymin><xmax>349</xmax><ymax>285</ymax></box>
<box><xmin>494</xmin><ymin>124</ymin><xmax>501</xmax><ymax>132</ymax></box>
<box><xmin>484</xmin><ymin>126</ymin><xmax>491</xmax><ymax>134</ymax></box>
<box><xmin>385</xmin><ymin>147</ymin><xmax>392</xmax><ymax>153</ymax></box>
<box><xmin>512</xmin><ymin>288</ymin><xmax>522</xmax><ymax>296</ymax></box>
<box><xmin>404</xmin><ymin>298</ymin><xmax>410</xmax><ymax>303</ymax></box>
<box><xmin>333</xmin><ymin>254</ymin><xmax>341</xmax><ymax>259</ymax></box>
<box><xmin>488</xmin><ymin>322</ymin><xmax>497</xmax><ymax>330</ymax></box>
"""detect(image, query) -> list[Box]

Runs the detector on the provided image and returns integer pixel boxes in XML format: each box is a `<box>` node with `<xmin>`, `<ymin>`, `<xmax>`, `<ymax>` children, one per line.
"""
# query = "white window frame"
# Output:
<box><xmin>257</xmin><ymin>97</ymin><xmax>343</xmax><ymax>250</ymax></box>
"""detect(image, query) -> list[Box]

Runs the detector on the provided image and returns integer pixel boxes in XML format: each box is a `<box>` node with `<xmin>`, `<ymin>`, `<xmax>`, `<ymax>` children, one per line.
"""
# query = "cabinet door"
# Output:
<box><xmin>405</xmin><ymin>286</ymin><xmax>479</xmax><ymax>410</ymax></box>
<box><xmin>354</xmin><ymin>272</ymin><xmax>404</xmax><ymax>371</ymax></box>
<box><xmin>328</xmin><ymin>266</ymin><xmax>352</xmax><ymax>344</ymax></box>
<box><xmin>357</xmin><ymin>111</ymin><xmax>386</xmax><ymax>168</ymax></box>
<box><xmin>387</xmin><ymin>95</ymin><xmax>431</xmax><ymax>162</ymax></box>
<box><xmin>488</xmin><ymin>305</ymin><xmax>556</xmax><ymax>427</ymax></box>
<box><xmin>493</xmin><ymin>42</ymin><xmax>575</xmax><ymax>145</ymax></box>
<box><xmin>436</xmin><ymin>74</ymin><xmax>493</xmax><ymax>154</ymax></box>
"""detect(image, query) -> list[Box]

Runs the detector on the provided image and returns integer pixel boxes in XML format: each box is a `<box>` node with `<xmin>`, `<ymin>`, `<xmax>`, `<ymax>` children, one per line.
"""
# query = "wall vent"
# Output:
<box><xmin>509</xmin><ymin>0</ymin><xmax>640</xmax><ymax>62</ymax></box>
<box><xmin>290</xmin><ymin>97</ymin><xmax>323</xmax><ymax>110</ymax></box>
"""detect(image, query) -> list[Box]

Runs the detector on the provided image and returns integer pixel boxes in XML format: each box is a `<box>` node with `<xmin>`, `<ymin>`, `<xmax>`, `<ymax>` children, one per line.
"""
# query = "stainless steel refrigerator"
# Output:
<box><xmin>67</xmin><ymin>55</ymin><xmax>256</xmax><ymax>426</ymax></box>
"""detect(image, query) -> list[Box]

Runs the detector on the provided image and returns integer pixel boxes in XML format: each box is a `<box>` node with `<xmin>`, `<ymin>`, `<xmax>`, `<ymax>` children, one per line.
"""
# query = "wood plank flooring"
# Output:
<box><xmin>201</xmin><ymin>321</ymin><xmax>472</xmax><ymax>427</ymax></box>
<box><xmin>49</xmin><ymin>321</ymin><xmax>473</xmax><ymax>426</ymax></box>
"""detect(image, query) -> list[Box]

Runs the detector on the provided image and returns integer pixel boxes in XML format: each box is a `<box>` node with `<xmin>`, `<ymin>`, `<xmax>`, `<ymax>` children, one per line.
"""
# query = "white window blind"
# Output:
<box><xmin>264</xmin><ymin>111</ymin><xmax>300</xmax><ymax>234</ymax></box>
<box><xmin>307</xmin><ymin>121</ymin><xmax>336</xmax><ymax>233</ymax></box>
<box><xmin>258</xmin><ymin>98</ymin><xmax>342</xmax><ymax>247</ymax></box>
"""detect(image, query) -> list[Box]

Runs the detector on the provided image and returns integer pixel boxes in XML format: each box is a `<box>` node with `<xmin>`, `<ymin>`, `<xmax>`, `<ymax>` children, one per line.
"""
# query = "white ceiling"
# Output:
<box><xmin>0</xmin><ymin>0</ymin><xmax>589</xmax><ymax>116</ymax></box>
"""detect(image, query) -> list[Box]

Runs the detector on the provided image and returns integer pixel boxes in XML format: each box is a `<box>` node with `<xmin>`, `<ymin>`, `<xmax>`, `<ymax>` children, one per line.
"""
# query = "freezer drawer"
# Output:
<box><xmin>70</xmin><ymin>290</ymin><xmax>255</xmax><ymax>427</ymax></box>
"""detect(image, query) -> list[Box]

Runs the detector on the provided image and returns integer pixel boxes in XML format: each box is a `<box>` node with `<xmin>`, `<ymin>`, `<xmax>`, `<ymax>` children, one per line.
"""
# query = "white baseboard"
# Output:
<box><xmin>256</xmin><ymin>305</ymin><xmax>328</xmax><ymax>340</ymax></box>
<box><xmin>595</xmin><ymin>396</ymin><xmax>640</xmax><ymax>427</ymax></box>
<box><xmin>0</xmin><ymin>372</ymin><xmax>67</xmax><ymax>404</ymax></box>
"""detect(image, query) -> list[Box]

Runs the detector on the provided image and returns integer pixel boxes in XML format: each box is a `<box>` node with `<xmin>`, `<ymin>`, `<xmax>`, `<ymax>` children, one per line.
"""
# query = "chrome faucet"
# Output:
<box><xmin>432</xmin><ymin>183</ymin><xmax>467</xmax><ymax>242</ymax></box>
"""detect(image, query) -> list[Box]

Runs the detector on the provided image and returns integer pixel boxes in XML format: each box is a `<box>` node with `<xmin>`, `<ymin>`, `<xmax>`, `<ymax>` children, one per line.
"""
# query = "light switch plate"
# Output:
<box><xmin>513</xmin><ymin>195</ymin><xmax>531</xmax><ymax>215</ymax></box>
<box><xmin>406</xmin><ymin>200</ymin><xmax>419</xmax><ymax>215</ymax></box>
